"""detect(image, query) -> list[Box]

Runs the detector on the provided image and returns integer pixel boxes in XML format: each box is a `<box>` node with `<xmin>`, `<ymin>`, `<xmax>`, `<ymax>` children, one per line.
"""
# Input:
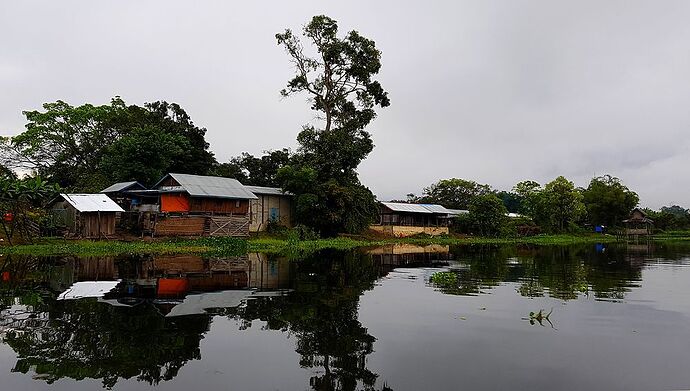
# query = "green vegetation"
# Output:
<box><xmin>0</xmin><ymin>175</ymin><xmax>60</xmax><ymax>245</ymax></box>
<box><xmin>1</xmin><ymin>98</ymin><xmax>216</xmax><ymax>191</ymax></box>
<box><xmin>0</xmin><ymin>233</ymin><xmax>631</xmax><ymax>257</ymax></box>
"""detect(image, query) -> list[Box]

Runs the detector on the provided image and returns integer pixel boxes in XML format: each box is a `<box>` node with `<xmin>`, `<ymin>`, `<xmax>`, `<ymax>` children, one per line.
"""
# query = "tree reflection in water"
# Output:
<box><xmin>434</xmin><ymin>244</ymin><xmax>646</xmax><ymax>301</ymax></box>
<box><xmin>0</xmin><ymin>251</ymin><xmax>391</xmax><ymax>390</ymax></box>
<box><xmin>227</xmin><ymin>249</ymin><xmax>389</xmax><ymax>391</ymax></box>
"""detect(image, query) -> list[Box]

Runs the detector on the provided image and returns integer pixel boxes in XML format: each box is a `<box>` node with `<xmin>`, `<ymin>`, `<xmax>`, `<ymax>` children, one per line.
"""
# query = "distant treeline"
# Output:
<box><xmin>398</xmin><ymin>176</ymin><xmax>689</xmax><ymax>236</ymax></box>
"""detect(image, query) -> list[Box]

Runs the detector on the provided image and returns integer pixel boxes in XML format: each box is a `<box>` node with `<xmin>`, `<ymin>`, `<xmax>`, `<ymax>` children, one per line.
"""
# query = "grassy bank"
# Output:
<box><xmin>0</xmin><ymin>233</ymin><xmax>628</xmax><ymax>257</ymax></box>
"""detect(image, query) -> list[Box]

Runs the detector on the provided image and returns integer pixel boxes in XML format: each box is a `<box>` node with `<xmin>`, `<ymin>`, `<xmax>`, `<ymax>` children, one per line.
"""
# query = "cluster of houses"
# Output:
<box><xmin>50</xmin><ymin>173</ymin><xmax>293</xmax><ymax>239</ymax></box>
<box><xmin>49</xmin><ymin>172</ymin><xmax>468</xmax><ymax>239</ymax></box>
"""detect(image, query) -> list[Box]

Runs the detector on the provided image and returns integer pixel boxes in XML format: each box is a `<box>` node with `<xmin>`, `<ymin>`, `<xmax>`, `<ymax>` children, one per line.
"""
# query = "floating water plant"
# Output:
<box><xmin>526</xmin><ymin>308</ymin><xmax>555</xmax><ymax>329</ymax></box>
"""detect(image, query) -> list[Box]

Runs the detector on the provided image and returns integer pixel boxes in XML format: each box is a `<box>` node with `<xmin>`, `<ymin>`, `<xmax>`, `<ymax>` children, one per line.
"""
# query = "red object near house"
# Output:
<box><xmin>157</xmin><ymin>278</ymin><xmax>190</xmax><ymax>297</ymax></box>
<box><xmin>3</xmin><ymin>213</ymin><xmax>12</xmax><ymax>222</ymax></box>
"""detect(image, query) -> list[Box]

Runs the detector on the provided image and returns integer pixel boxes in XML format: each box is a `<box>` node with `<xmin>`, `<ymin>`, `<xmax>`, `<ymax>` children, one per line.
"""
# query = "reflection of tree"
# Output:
<box><xmin>443</xmin><ymin>244</ymin><xmax>645</xmax><ymax>301</ymax></box>
<box><xmin>4</xmin><ymin>299</ymin><xmax>210</xmax><ymax>389</ymax></box>
<box><xmin>228</xmin><ymin>249</ymin><xmax>389</xmax><ymax>391</ymax></box>
<box><xmin>441</xmin><ymin>245</ymin><xmax>514</xmax><ymax>295</ymax></box>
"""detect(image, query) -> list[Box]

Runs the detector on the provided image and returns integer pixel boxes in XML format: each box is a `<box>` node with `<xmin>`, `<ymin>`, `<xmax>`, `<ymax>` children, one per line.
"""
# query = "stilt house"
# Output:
<box><xmin>623</xmin><ymin>208</ymin><xmax>654</xmax><ymax>238</ymax></box>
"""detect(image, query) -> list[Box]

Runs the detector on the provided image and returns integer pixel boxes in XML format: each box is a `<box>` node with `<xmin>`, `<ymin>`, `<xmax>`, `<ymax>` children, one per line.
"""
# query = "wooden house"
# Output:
<box><xmin>370</xmin><ymin>202</ymin><xmax>459</xmax><ymax>237</ymax></box>
<box><xmin>245</xmin><ymin>185</ymin><xmax>292</xmax><ymax>232</ymax></box>
<box><xmin>150</xmin><ymin>173</ymin><xmax>258</xmax><ymax>237</ymax></box>
<box><xmin>623</xmin><ymin>208</ymin><xmax>654</xmax><ymax>238</ymax></box>
<box><xmin>50</xmin><ymin>194</ymin><xmax>124</xmax><ymax>238</ymax></box>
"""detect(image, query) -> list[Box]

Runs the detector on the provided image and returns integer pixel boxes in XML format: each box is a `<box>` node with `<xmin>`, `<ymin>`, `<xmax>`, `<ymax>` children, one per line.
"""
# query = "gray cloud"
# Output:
<box><xmin>2</xmin><ymin>0</ymin><xmax>689</xmax><ymax>208</ymax></box>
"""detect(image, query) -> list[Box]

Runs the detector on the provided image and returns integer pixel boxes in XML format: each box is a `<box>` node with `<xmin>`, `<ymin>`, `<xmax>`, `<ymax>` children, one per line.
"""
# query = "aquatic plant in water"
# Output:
<box><xmin>526</xmin><ymin>308</ymin><xmax>555</xmax><ymax>329</ymax></box>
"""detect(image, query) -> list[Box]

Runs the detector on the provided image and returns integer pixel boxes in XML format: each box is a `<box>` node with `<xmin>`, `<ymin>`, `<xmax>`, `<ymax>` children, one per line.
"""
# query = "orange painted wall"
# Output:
<box><xmin>160</xmin><ymin>193</ymin><xmax>190</xmax><ymax>212</ymax></box>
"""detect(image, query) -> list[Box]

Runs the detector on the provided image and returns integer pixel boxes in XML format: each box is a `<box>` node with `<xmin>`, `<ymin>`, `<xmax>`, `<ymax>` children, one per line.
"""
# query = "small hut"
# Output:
<box><xmin>50</xmin><ymin>194</ymin><xmax>125</xmax><ymax>238</ymax></box>
<box><xmin>623</xmin><ymin>208</ymin><xmax>654</xmax><ymax>238</ymax></box>
<box><xmin>245</xmin><ymin>185</ymin><xmax>292</xmax><ymax>232</ymax></box>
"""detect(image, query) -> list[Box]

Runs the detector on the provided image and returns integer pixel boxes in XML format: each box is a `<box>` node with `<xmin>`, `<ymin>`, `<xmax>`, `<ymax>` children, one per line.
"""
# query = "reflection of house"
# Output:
<box><xmin>370</xmin><ymin>202</ymin><xmax>461</xmax><ymax>237</ymax></box>
<box><xmin>245</xmin><ymin>186</ymin><xmax>292</xmax><ymax>232</ymax></box>
<box><xmin>623</xmin><ymin>208</ymin><xmax>654</xmax><ymax>238</ymax></box>
<box><xmin>49</xmin><ymin>194</ymin><xmax>124</xmax><ymax>238</ymax></box>
<box><xmin>368</xmin><ymin>244</ymin><xmax>452</xmax><ymax>274</ymax></box>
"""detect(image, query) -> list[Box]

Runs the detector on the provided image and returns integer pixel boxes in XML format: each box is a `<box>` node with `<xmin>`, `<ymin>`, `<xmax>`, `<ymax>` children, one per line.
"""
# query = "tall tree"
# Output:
<box><xmin>275</xmin><ymin>15</ymin><xmax>389</xmax><ymax>236</ymax></box>
<box><xmin>582</xmin><ymin>175</ymin><xmax>639</xmax><ymax>227</ymax></box>
<box><xmin>420</xmin><ymin>178</ymin><xmax>492</xmax><ymax>209</ymax></box>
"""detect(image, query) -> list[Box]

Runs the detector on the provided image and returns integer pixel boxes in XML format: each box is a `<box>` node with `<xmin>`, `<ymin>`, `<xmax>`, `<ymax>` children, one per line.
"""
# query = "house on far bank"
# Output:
<box><xmin>623</xmin><ymin>208</ymin><xmax>654</xmax><ymax>238</ymax></box>
<box><xmin>50</xmin><ymin>194</ymin><xmax>124</xmax><ymax>238</ymax></box>
<box><xmin>245</xmin><ymin>185</ymin><xmax>292</xmax><ymax>232</ymax></box>
<box><xmin>370</xmin><ymin>202</ymin><xmax>462</xmax><ymax>237</ymax></box>
<box><xmin>149</xmin><ymin>173</ymin><xmax>258</xmax><ymax>237</ymax></box>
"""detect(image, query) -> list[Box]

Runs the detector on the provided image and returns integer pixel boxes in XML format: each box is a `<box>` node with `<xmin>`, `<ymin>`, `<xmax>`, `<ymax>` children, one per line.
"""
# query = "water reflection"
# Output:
<box><xmin>434</xmin><ymin>244</ymin><xmax>646</xmax><ymax>301</ymax></box>
<box><xmin>0</xmin><ymin>242</ymin><xmax>688</xmax><ymax>390</ymax></box>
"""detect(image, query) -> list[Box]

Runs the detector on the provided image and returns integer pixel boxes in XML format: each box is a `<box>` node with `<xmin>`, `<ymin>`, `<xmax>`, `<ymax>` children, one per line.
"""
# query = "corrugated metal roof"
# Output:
<box><xmin>381</xmin><ymin>202</ymin><xmax>456</xmax><ymax>215</ymax></box>
<box><xmin>244</xmin><ymin>185</ymin><xmax>288</xmax><ymax>196</ymax></box>
<box><xmin>156</xmin><ymin>173</ymin><xmax>258</xmax><ymax>200</ymax></box>
<box><xmin>60</xmin><ymin>194</ymin><xmax>125</xmax><ymax>212</ymax></box>
<box><xmin>100</xmin><ymin>181</ymin><xmax>145</xmax><ymax>193</ymax></box>
<box><xmin>420</xmin><ymin>204</ymin><xmax>452</xmax><ymax>214</ymax></box>
<box><xmin>447</xmin><ymin>209</ymin><xmax>469</xmax><ymax>216</ymax></box>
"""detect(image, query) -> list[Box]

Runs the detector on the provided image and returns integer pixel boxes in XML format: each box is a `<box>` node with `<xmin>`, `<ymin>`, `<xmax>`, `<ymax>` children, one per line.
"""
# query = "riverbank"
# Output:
<box><xmin>0</xmin><ymin>233</ymin><xmax>637</xmax><ymax>257</ymax></box>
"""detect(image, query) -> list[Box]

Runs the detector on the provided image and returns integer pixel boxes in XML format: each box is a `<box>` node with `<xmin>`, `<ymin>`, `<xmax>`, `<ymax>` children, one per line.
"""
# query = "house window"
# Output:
<box><xmin>235</xmin><ymin>200</ymin><xmax>240</xmax><ymax>208</ymax></box>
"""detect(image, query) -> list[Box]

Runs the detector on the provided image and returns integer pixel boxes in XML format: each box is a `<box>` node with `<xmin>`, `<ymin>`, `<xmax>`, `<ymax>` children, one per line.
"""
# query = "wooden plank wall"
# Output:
<box><xmin>79</xmin><ymin>212</ymin><xmax>116</xmax><ymax>238</ymax></box>
<box><xmin>154</xmin><ymin>216</ymin><xmax>206</xmax><ymax>236</ymax></box>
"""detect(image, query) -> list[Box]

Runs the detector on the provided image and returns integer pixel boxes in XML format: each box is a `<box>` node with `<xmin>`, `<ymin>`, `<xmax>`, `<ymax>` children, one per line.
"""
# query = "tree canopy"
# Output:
<box><xmin>420</xmin><ymin>178</ymin><xmax>492</xmax><ymax>209</ymax></box>
<box><xmin>581</xmin><ymin>175</ymin><xmax>639</xmax><ymax>227</ymax></box>
<box><xmin>1</xmin><ymin>97</ymin><xmax>215</xmax><ymax>191</ymax></box>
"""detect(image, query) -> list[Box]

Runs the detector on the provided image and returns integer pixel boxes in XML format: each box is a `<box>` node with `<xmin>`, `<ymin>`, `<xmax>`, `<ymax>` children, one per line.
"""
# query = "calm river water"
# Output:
<box><xmin>0</xmin><ymin>242</ymin><xmax>689</xmax><ymax>390</ymax></box>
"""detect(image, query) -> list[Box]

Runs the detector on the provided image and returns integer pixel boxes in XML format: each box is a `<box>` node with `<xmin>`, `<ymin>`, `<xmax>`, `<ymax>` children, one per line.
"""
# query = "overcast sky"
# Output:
<box><xmin>2</xmin><ymin>1</ymin><xmax>690</xmax><ymax>208</ymax></box>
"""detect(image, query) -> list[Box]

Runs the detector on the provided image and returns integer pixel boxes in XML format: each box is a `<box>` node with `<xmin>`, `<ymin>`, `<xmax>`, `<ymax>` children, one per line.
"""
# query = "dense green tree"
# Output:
<box><xmin>420</xmin><ymin>178</ymin><xmax>492</xmax><ymax>209</ymax></box>
<box><xmin>1</xmin><ymin>97</ymin><xmax>216</xmax><ymax>191</ymax></box>
<box><xmin>275</xmin><ymin>15</ymin><xmax>389</xmax><ymax>235</ymax></box>
<box><xmin>582</xmin><ymin>175</ymin><xmax>639</xmax><ymax>227</ymax></box>
<box><xmin>542</xmin><ymin>176</ymin><xmax>585</xmax><ymax>232</ymax></box>
<box><xmin>100</xmin><ymin>127</ymin><xmax>190</xmax><ymax>187</ymax></box>
<box><xmin>496</xmin><ymin>190</ymin><xmax>522</xmax><ymax>213</ymax></box>
<box><xmin>467</xmin><ymin>194</ymin><xmax>508</xmax><ymax>236</ymax></box>
<box><xmin>512</xmin><ymin>180</ymin><xmax>542</xmax><ymax>217</ymax></box>
<box><xmin>645</xmin><ymin>206</ymin><xmax>690</xmax><ymax>231</ymax></box>
<box><xmin>213</xmin><ymin>149</ymin><xmax>291</xmax><ymax>186</ymax></box>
